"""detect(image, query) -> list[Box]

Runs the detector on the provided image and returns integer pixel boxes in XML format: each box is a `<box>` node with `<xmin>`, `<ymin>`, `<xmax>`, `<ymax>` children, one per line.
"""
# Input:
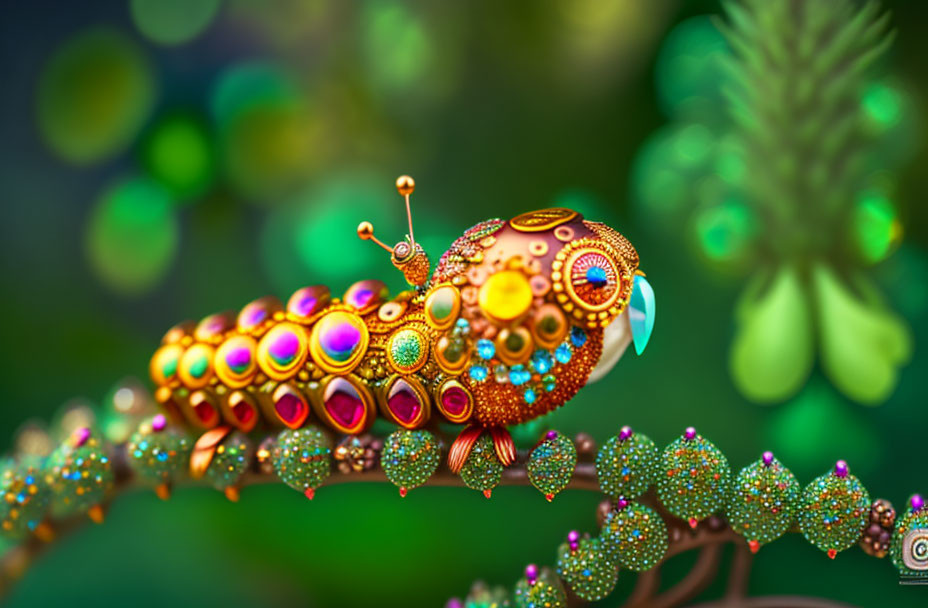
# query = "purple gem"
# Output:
<box><xmin>762</xmin><ymin>451</ymin><xmax>774</xmax><ymax>467</ymax></box>
<box><xmin>524</xmin><ymin>564</ymin><xmax>538</xmax><ymax>584</ymax></box>
<box><xmin>834</xmin><ymin>460</ymin><xmax>849</xmax><ymax>478</ymax></box>
<box><xmin>269</xmin><ymin>331</ymin><xmax>299</xmax><ymax>364</ymax></box>
<box><xmin>546</xmin><ymin>430</ymin><xmax>559</xmax><ymax>440</ymax></box>
<box><xmin>618</xmin><ymin>425</ymin><xmax>633</xmax><ymax>442</ymax></box>
<box><xmin>445</xmin><ymin>600</ymin><xmax>463</xmax><ymax>608</ymax></box>
<box><xmin>152</xmin><ymin>414</ymin><xmax>167</xmax><ymax>432</ymax></box>
<box><xmin>684</xmin><ymin>426</ymin><xmax>697</xmax><ymax>441</ymax></box>
<box><xmin>912</xmin><ymin>494</ymin><xmax>925</xmax><ymax>513</ymax></box>
<box><xmin>617</xmin><ymin>496</ymin><xmax>629</xmax><ymax>510</ymax></box>
<box><xmin>73</xmin><ymin>427</ymin><xmax>91</xmax><ymax>448</ymax></box>
<box><xmin>225</xmin><ymin>346</ymin><xmax>252</xmax><ymax>372</ymax></box>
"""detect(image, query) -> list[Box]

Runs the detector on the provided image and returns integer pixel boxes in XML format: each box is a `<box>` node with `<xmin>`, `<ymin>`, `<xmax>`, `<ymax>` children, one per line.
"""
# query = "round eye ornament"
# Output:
<box><xmin>551</xmin><ymin>239</ymin><xmax>632</xmax><ymax>329</ymax></box>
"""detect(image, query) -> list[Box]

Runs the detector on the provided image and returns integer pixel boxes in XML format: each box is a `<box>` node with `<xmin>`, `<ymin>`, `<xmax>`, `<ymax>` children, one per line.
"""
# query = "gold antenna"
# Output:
<box><xmin>356</xmin><ymin>221</ymin><xmax>393</xmax><ymax>253</ymax></box>
<box><xmin>395</xmin><ymin>174</ymin><xmax>416</xmax><ymax>248</ymax></box>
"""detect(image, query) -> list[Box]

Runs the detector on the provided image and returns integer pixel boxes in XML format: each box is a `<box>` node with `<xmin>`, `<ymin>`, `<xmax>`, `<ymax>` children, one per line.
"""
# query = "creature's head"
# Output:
<box><xmin>359</xmin><ymin>179</ymin><xmax>655</xmax><ymax>427</ymax></box>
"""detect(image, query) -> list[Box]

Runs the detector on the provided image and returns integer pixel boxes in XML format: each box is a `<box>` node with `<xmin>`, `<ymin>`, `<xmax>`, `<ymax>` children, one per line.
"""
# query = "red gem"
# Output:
<box><xmin>324</xmin><ymin>379</ymin><xmax>365</xmax><ymax>429</ymax></box>
<box><xmin>545</xmin><ymin>493</ymin><xmax>554</xmax><ymax>502</ymax></box>
<box><xmin>232</xmin><ymin>400</ymin><xmax>255</xmax><ymax>425</ymax></box>
<box><xmin>275</xmin><ymin>392</ymin><xmax>306</xmax><ymax>426</ymax></box>
<box><xmin>748</xmin><ymin>540</ymin><xmax>760</xmax><ymax>554</ymax></box>
<box><xmin>194</xmin><ymin>401</ymin><xmax>216</xmax><ymax>424</ymax></box>
<box><xmin>304</xmin><ymin>487</ymin><xmax>315</xmax><ymax>501</ymax></box>
<box><xmin>688</xmin><ymin>517</ymin><xmax>699</xmax><ymax>529</ymax></box>
<box><xmin>441</xmin><ymin>386</ymin><xmax>469</xmax><ymax>417</ymax></box>
<box><xmin>387</xmin><ymin>380</ymin><xmax>422</xmax><ymax>425</ymax></box>
<box><xmin>827</xmin><ymin>549</ymin><xmax>837</xmax><ymax>559</ymax></box>
<box><xmin>483</xmin><ymin>489</ymin><xmax>492</xmax><ymax>499</ymax></box>
<box><xmin>399</xmin><ymin>487</ymin><xmax>408</xmax><ymax>498</ymax></box>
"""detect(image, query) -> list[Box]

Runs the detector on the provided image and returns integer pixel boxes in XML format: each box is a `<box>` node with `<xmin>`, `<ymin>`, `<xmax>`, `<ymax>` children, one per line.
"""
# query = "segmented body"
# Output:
<box><xmin>149</xmin><ymin>208</ymin><xmax>638</xmax><ymax>436</ymax></box>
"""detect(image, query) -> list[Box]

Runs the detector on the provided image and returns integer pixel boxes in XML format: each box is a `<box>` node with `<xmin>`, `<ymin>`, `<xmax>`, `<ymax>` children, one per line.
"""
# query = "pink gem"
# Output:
<box><xmin>72</xmin><ymin>427</ymin><xmax>91</xmax><ymax>447</ymax></box>
<box><xmin>152</xmin><ymin>415</ymin><xmax>167</xmax><ymax>432</ymax></box>
<box><xmin>546</xmin><ymin>430</ymin><xmax>558</xmax><ymax>440</ymax></box>
<box><xmin>324</xmin><ymin>378</ymin><xmax>365</xmax><ymax>430</ymax></box>
<box><xmin>440</xmin><ymin>386</ymin><xmax>469</xmax><ymax>417</ymax></box>
<box><xmin>911</xmin><ymin>494</ymin><xmax>925</xmax><ymax>513</ymax></box>
<box><xmin>275</xmin><ymin>392</ymin><xmax>306</xmax><ymax>426</ymax></box>
<box><xmin>684</xmin><ymin>427</ymin><xmax>697</xmax><ymax>441</ymax></box>
<box><xmin>387</xmin><ymin>380</ymin><xmax>422</xmax><ymax>425</ymax></box>
<box><xmin>618</xmin><ymin>425</ymin><xmax>633</xmax><ymax>442</ymax></box>
<box><xmin>524</xmin><ymin>564</ymin><xmax>538</xmax><ymax>585</ymax></box>
<box><xmin>762</xmin><ymin>451</ymin><xmax>774</xmax><ymax>467</ymax></box>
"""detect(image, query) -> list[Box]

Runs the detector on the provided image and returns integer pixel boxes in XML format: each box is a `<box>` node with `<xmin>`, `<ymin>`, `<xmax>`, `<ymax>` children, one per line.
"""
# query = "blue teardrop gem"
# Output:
<box><xmin>629</xmin><ymin>274</ymin><xmax>655</xmax><ymax>355</ymax></box>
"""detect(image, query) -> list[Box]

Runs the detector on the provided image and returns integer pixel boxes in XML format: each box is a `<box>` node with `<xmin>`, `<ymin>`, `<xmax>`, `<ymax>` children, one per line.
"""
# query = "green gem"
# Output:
<box><xmin>656</xmin><ymin>431</ymin><xmax>731</xmax><ymax>525</ymax></box>
<box><xmin>381</xmin><ymin>429</ymin><xmax>440</xmax><ymax>494</ymax></box>
<box><xmin>429</xmin><ymin>292</ymin><xmax>454</xmax><ymax>320</ymax></box>
<box><xmin>727</xmin><ymin>455</ymin><xmax>799</xmax><ymax>549</ymax></box>
<box><xmin>272</xmin><ymin>426</ymin><xmax>332</xmax><ymax>496</ymax></box>
<box><xmin>600</xmin><ymin>501</ymin><xmax>668</xmax><ymax>571</ymax></box>
<box><xmin>390</xmin><ymin>330</ymin><xmax>423</xmax><ymax>369</ymax></box>
<box><xmin>126</xmin><ymin>416</ymin><xmax>192</xmax><ymax>485</ymax></box>
<box><xmin>161</xmin><ymin>356</ymin><xmax>178</xmax><ymax>378</ymax></box>
<box><xmin>459</xmin><ymin>434</ymin><xmax>503</xmax><ymax>495</ymax></box>
<box><xmin>46</xmin><ymin>432</ymin><xmax>115</xmax><ymax>517</ymax></box>
<box><xmin>205</xmin><ymin>431</ymin><xmax>253</xmax><ymax>491</ymax></box>
<box><xmin>443</xmin><ymin>337</ymin><xmax>465</xmax><ymax>363</ymax></box>
<box><xmin>798</xmin><ymin>465</ymin><xmax>870</xmax><ymax>556</ymax></box>
<box><xmin>890</xmin><ymin>503</ymin><xmax>928</xmax><ymax>579</ymax></box>
<box><xmin>555</xmin><ymin>537</ymin><xmax>617</xmax><ymax>602</ymax></box>
<box><xmin>513</xmin><ymin>566</ymin><xmax>566</xmax><ymax>608</ymax></box>
<box><xmin>1</xmin><ymin>462</ymin><xmax>51</xmax><ymax>541</ymax></box>
<box><xmin>527</xmin><ymin>432</ymin><xmax>577</xmax><ymax>500</ymax></box>
<box><xmin>595</xmin><ymin>430</ymin><xmax>658</xmax><ymax>500</ymax></box>
<box><xmin>188</xmin><ymin>354</ymin><xmax>208</xmax><ymax>378</ymax></box>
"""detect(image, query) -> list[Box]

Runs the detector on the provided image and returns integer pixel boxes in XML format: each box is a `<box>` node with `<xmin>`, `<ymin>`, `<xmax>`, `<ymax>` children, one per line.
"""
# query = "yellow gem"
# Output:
<box><xmin>478</xmin><ymin>270</ymin><xmax>533</xmax><ymax>322</ymax></box>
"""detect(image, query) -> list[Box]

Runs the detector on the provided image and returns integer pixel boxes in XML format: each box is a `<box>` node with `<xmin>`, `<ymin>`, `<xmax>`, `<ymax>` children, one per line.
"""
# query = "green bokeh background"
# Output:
<box><xmin>1</xmin><ymin>1</ymin><xmax>926</xmax><ymax>606</ymax></box>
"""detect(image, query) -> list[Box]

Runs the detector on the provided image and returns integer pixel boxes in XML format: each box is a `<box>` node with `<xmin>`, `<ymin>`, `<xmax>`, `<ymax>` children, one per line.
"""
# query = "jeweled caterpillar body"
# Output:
<box><xmin>149</xmin><ymin>177</ymin><xmax>655</xmax><ymax>470</ymax></box>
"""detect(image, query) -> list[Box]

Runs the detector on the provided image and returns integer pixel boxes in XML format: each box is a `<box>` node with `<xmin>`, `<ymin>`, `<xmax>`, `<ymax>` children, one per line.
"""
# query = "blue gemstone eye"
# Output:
<box><xmin>586</xmin><ymin>266</ymin><xmax>608</xmax><ymax>287</ymax></box>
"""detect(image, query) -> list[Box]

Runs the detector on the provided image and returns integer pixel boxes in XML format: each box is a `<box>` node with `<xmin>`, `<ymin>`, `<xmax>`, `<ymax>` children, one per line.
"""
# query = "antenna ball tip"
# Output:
<box><xmin>357</xmin><ymin>221</ymin><xmax>374</xmax><ymax>239</ymax></box>
<box><xmin>395</xmin><ymin>175</ymin><xmax>415</xmax><ymax>196</ymax></box>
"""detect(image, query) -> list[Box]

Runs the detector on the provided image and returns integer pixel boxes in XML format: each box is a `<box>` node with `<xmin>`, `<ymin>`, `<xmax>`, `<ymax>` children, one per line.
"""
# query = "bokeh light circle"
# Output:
<box><xmin>130</xmin><ymin>0</ymin><xmax>221</xmax><ymax>46</ymax></box>
<box><xmin>654</xmin><ymin>16</ymin><xmax>729</xmax><ymax>120</ymax></box>
<box><xmin>86</xmin><ymin>177</ymin><xmax>179</xmax><ymax>296</ymax></box>
<box><xmin>38</xmin><ymin>27</ymin><xmax>156</xmax><ymax>164</ymax></box>
<box><xmin>141</xmin><ymin>112</ymin><xmax>215</xmax><ymax>201</ymax></box>
<box><xmin>211</xmin><ymin>62</ymin><xmax>317</xmax><ymax>202</ymax></box>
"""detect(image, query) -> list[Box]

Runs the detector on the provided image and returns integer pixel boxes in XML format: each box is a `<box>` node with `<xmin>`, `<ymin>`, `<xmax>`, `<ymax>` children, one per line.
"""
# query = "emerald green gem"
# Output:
<box><xmin>390</xmin><ymin>330</ymin><xmax>423</xmax><ymax>369</ymax></box>
<box><xmin>161</xmin><ymin>356</ymin><xmax>178</xmax><ymax>378</ymax></box>
<box><xmin>188</xmin><ymin>354</ymin><xmax>208</xmax><ymax>378</ymax></box>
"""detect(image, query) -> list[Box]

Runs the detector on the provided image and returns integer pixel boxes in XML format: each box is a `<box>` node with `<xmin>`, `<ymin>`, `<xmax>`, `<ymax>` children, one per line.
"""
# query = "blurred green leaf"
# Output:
<box><xmin>730</xmin><ymin>265</ymin><xmax>813</xmax><ymax>402</ymax></box>
<box><xmin>814</xmin><ymin>264</ymin><xmax>911</xmax><ymax>405</ymax></box>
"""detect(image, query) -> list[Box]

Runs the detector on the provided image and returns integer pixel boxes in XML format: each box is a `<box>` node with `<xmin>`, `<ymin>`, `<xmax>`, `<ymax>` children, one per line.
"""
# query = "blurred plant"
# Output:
<box><xmin>633</xmin><ymin>0</ymin><xmax>917</xmax><ymax>405</ymax></box>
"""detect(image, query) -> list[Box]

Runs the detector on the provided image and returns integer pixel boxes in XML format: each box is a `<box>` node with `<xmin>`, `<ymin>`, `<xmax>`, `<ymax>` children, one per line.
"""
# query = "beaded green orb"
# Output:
<box><xmin>555</xmin><ymin>536</ymin><xmax>617</xmax><ymax>602</ymax></box>
<box><xmin>656</xmin><ymin>428</ymin><xmax>731</xmax><ymax>527</ymax></box>
<box><xmin>890</xmin><ymin>497</ymin><xmax>928</xmax><ymax>579</ymax></box>
<box><xmin>46</xmin><ymin>428</ymin><xmax>114</xmax><ymax>517</ymax></box>
<box><xmin>463</xmin><ymin>581</ymin><xmax>511</xmax><ymax>608</ymax></box>
<box><xmin>272</xmin><ymin>426</ymin><xmax>332</xmax><ymax>499</ymax></box>
<box><xmin>460</xmin><ymin>434</ymin><xmax>503</xmax><ymax>496</ymax></box>
<box><xmin>513</xmin><ymin>566</ymin><xmax>567</xmax><ymax>608</ymax></box>
<box><xmin>205</xmin><ymin>431</ymin><xmax>253</xmax><ymax>491</ymax></box>
<box><xmin>381</xmin><ymin>429</ymin><xmax>440</xmax><ymax>495</ymax></box>
<box><xmin>599</xmin><ymin>501</ymin><xmax>668</xmax><ymax>571</ymax></box>
<box><xmin>1</xmin><ymin>462</ymin><xmax>51</xmax><ymax>541</ymax></box>
<box><xmin>595</xmin><ymin>427</ymin><xmax>658</xmax><ymax>500</ymax></box>
<box><xmin>126</xmin><ymin>416</ymin><xmax>192</xmax><ymax>485</ymax></box>
<box><xmin>798</xmin><ymin>461</ymin><xmax>870</xmax><ymax>558</ymax></box>
<box><xmin>527</xmin><ymin>431</ymin><xmax>577</xmax><ymax>501</ymax></box>
<box><xmin>727</xmin><ymin>452</ymin><xmax>799</xmax><ymax>551</ymax></box>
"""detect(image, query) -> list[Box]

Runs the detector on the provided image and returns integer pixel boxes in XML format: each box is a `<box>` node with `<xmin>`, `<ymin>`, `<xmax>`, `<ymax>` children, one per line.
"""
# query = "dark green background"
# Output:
<box><xmin>1</xmin><ymin>1</ymin><xmax>926</xmax><ymax>606</ymax></box>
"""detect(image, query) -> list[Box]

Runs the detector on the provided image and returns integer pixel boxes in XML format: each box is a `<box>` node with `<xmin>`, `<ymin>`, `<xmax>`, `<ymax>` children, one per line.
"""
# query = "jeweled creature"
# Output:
<box><xmin>149</xmin><ymin>176</ymin><xmax>655</xmax><ymax>472</ymax></box>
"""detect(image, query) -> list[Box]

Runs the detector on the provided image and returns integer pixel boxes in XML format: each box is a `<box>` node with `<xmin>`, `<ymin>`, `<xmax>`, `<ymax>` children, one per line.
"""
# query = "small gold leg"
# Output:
<box><xmin>155</xmin><ymin>483</ymin><xmax>172</xmax><ymax>501</ymax></box>
<box><xmin>87</xmin><ymin>504</ymin><xmax>105</xmax><ymax>524</ymax></box>
<box><xmin>224</xmin><ymin>486</ymin><xmax>240</xmax><ymax>502</ymax></box>
<box><xmin>34</xmin><ymin>521</ymin><xmax>55</xmax><ymax>542</ymax></box>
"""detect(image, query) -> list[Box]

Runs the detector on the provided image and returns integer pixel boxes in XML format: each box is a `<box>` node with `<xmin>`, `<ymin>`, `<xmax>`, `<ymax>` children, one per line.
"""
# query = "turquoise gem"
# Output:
<box><xmin>570</xmin><ymin>326</ymin><xmax>587</xmax><ymax>348</ymax></box>
<box><xmin>476</xmin><ymin>339</ymin><xmax>496</xmax><ymax>360</ymax></box>
<box><xmin>524</xmin><ymin>388</ymin><xmax>537</xmax><ymax>404</ymax></box>
<box><xmin>555</xmin><ymin>343</ymin><xmax>572</xmax><ymax>364</ymax></box>
<box><xmin>469</xmin><ymin>365</ymin><xmax>488</xmax><ymax>381</ymax></box>
<box><xmin>629</xmin><ymin>275</ymin><xmax>655</xmax><ymax>355</ymax></box>
<box><xmin>509</xmin><ymin>365</ymin><xmax>530</xmax><ymax>386</ymax></box>
<box><xmin>531</xmin><ymin>350</ymin><xmax>554</xmax><ymax>374</ymax></box>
